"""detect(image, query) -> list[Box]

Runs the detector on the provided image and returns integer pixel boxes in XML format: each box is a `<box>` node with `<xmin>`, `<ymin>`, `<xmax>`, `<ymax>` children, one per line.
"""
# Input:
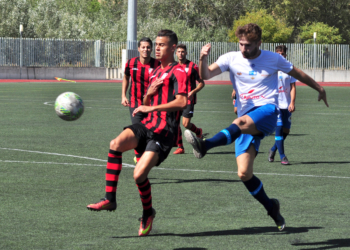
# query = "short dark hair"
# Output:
<box><xmin>235</xmin><ymin>23</ymin><xmax>262</xmax><ymax>42</ymax></box>
<box><xmin>157</xmin><ymin>29</ymin><xmax>178</xmax><ymax>45</ymax></box>
<box><xmin>138</xmin><ymin>37</ymin><xmax>152</xmax><ymax>48</ymax></box>
<box><xmin>176</xmin><ymin>44</ymin><xmax>187</xmax><ymax>51</ymax></box>
<box><xmin>275</xmin><ymin>45</ymin><xmax>287</xmax><ymax>54</ymax></box>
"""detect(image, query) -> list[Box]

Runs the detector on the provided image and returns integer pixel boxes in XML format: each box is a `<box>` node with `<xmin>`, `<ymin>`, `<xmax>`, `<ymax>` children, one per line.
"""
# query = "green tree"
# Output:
<box><xmin>299</xmin><ymin>22</ymin><xmax>343</xmax><ymax>44</ymax></box>
<box><xmin>0</xmin><ymin>0</ymin><xmax>33</xmax><ymax>37</ymax></box>
<box><xmin>228</xmin><ymin>9</ymin><xmax>293</xmax><ymax>43</ymax></box>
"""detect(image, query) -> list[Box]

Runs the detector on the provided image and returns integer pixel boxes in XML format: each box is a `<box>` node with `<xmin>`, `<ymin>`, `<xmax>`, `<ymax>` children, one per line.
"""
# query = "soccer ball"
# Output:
<box><xmin>55</xmin><ymin>92</ymin><xmax>84</xmax><ymax>121</ymax></box>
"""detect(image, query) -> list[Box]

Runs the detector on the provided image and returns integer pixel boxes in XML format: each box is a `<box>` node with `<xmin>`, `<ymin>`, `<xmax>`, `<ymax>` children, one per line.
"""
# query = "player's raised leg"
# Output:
<box><xmin>87</xmin><ymin>129</ymin><xmax>138</xmax><ymax>211</ymax></box>
<box><xmin>185</xmin><ymin>114</ymin><xmax>259</xmax><ymax>159</ymax></box>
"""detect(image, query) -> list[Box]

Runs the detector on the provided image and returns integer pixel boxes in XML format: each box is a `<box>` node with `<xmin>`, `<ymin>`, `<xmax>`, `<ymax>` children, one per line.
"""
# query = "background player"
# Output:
<box><xmin>232</xmin><ymin>88</ymin><xmax>238</xmax><ymax>115</ymax></box>
<box><xmin>87</xmin><ymin>30</ymin><xmax>187</xmax><ymax>236</ymax></box>
<box><xmin>173</xmin><ymin>44</ymin><xmax>205</xmax><ymax>154</ymax></box>
<box><xmin>184</xmin><ymin>23</ymin><xmax>328</xmax><ymax>231</ymax></box>
<box><xmin>121</xmin><ymin>37</ymin><xmax>161</xmax><ymax>162</ymax></box>
<box><xmin>268</xmin><ymin>45</ymin><xmax>296</xmax><ymax>165</ymax></box>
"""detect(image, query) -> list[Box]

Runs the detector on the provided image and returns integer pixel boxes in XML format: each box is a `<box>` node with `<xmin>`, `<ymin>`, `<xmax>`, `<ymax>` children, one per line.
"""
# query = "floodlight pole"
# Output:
<box><xmin>313</xmin><ymin>32</ymin><xmax>316</xmax><ymax>80</ymax></box>
<box><xmin>19</xmin><ymin>24</ymin><xmax>23</xmax><ymax>78</ymax></box>
<box><xmin>127</xmin><ymin>0</ymin><xmax>137</xmax><ymax>50</ymax></box>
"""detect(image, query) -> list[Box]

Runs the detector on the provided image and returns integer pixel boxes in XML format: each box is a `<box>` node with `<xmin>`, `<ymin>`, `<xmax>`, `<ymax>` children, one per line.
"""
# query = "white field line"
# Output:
<box><xmin>0</xmin><ymin>147</ymin><xmax>349</xmax><ymax>179</ymax></box>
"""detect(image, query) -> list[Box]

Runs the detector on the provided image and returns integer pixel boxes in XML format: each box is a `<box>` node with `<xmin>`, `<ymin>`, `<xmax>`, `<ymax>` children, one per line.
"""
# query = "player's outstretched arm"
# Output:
<box><xmin>121</xmin><ymin>74</ymin><xmax>130</xmax><ymax>106</ymax></box>
<box><xmin>199</xmin><ymin>43</ymin><xmax>222</xmax><ymax>80</ymax></box>
<box><xmin>288</xmin><ymin>66</ymin><xmax>329</xmax><ymax>107</ymax></box>
<box><xmin>132</xmin><ymin>94</ymin><xmax>187</xmax><ymax>116</ymax></box>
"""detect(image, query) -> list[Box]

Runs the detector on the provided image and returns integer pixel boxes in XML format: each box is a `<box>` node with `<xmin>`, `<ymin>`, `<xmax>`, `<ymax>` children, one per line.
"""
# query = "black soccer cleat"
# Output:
<box><xmin>184</xmin><ymin>129</ymin><xmax>207</xmax><ymax>159</ymax></box>
<box><xmin>268</xmin><ymin>149</ymin><xmax>276</xmax><ymax>162</ymax></box>
<box><xmin>268</xmin><ymin>198</ymin><xmax>285</xmax><ymax>231</ymax></box>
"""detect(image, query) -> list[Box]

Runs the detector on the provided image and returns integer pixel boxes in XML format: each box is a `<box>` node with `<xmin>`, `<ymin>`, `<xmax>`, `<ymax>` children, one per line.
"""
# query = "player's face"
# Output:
<box><xmin>276</xmin><ymin>50</ymin><xmax>286</xmax><ymax>58</ymax></box>
<box><xmin>176</xmin><ymin>48</ymin><xmax>187</xmax><ymax>61</ymax></box>
<box><xmin>239</xmin><ymin>37</ymin><xmax>261</xmax><ymax>59</ymax></box>
<box><xmin>138</xmin><ymin>41</ymin><xmax>152</xmax><ymax>59</ymax></box>
<box><xmin>155</xmin><ymin>36</ymin><xmax>175</xmax><ymax>61</ymax></box>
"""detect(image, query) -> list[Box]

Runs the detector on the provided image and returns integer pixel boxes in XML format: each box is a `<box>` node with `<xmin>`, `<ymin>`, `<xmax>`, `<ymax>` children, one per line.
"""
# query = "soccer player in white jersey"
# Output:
<box><xmin>268</xmin><ymin>45</ymin><xmax>296</xmax><ymax>165</ymax></box>
<box><xmin>184</xmin><ymin>23</ymin><xmax>328</xmax><ymax>231</ymax></box>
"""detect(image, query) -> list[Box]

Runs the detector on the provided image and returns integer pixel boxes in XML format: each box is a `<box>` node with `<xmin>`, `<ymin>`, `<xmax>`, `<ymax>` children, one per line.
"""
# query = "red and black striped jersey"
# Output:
<box><xmin>142</xmin><ymin>62</ymin><xmax>187</xmax><ymax>137</ymax></box>
<box><xmin>124</xmin><ymin>57</ymin><xmax>161</xmax><ymax>108</ymax></box>
<box><xmin>179</xmin><ymin>60</ymin><xmax>201</xmax><ymax>104</ymax></box>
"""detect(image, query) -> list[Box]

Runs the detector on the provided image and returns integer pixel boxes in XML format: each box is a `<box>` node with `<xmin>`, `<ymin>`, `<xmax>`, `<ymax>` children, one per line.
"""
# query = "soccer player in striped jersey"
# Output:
<box><xmin>173</xmin><ymin>44</ymin><xmax>205</xmax><ymax>154</ymax></box>
<box><xmin>268</xmin><ymin>45</ymin><xmax>296</xmax><ymax>165</ymax></box>
<box><xmin>122</xmin><ymin>37</ymin><xmax>161</xmax><ymax>162</ymax></box>
<box><xmin>184</xmin><ymin>23</ymin><xmax>328</xmax><ymax>231</ymax></box>
<box><xmin>87</xmin><ymin>30</ymin><xmax>188</xmax><ymax>237</ymax></box>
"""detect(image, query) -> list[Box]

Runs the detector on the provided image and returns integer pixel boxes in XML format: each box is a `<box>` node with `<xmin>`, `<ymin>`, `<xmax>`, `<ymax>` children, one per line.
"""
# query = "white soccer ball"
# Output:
<box><xmin>55</xmin><ymin>92</ymin><xmax>84</xmax><ymax>121</ymax></box>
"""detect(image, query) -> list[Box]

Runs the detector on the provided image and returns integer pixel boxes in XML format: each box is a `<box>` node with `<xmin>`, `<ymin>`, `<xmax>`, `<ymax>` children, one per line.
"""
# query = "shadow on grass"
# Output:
<box><xmin>149</xmin><ymin>177</ymin><xmax>240</xmax><ymax>185</ymax></box>
<box><xmin>206</xmin><ymin>152</ymin><xmax>234</xmax><ymax>155</ymax></box>
<box><xmin>112</xmin><ymin>226</ymin><xmax>322</xmax><ymax>239</ymax></box>
<box><xmin>295</xmin><ymin>161</ymin><xmax>350</xmax><ymax>165</ymax></box>
<box><xmin>291</xmin><ymin>238</ymin><xmax>350</xmax><ymax>249</ymax></box>
<box><xmin>173</xmin><ymin>248</ymin><xmax>207</xmax><ymax>250</ymax></box>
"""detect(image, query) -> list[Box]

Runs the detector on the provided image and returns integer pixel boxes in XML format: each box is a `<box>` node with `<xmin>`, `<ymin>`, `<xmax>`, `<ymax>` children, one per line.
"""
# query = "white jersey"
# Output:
<box><xmin>216</xmin><ymin>50</ymin><xmax>293</xmax><ymax>117</ymax></box>
<box><xmin>277</xmin><ymin>71</ymin><xmax>296</xmax><ymax>109</ymax></box>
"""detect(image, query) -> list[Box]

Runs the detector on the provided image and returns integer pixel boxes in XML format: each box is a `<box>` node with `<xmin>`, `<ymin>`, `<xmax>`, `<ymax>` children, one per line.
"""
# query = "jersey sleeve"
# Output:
<box><xmin>193</xmin><ymin>64</ymin><xmax>201</xmax><ymax>81</ymax></box>
<box><xmin>277</xmin><ymin>55</ymin><xmax>294</xmax><ymax>74</ymax></box>
<box><xmin>172</xmin><ymin>67</ymin><xmax>188</xmax><ymax>96</ymax></box>
<box><xmin>216</xmin><ymin>52</ymin><xmax>233</xmax><ymax>73</ymax></box>
<box><xmin>124</xmin><ymin>59</ymin><xmax>131</xmax><ymax>76</ymax></box>
<box><xmin>290</xmin><ymin>76</ymin><xmax>297</xmax><ymax>83</ymax></box>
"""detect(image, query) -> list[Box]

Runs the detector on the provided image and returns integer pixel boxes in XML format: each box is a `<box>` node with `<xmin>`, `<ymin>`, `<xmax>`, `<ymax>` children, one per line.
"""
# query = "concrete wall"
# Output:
<box><xmin>0</xmin><ymin>66</ymin><xmax>108</xmax><ymax>80</ymax></box>
<box><xmin>1</xmin><ymin>66</ymin><xmax>350</xmax><ymax>82</ymax></box>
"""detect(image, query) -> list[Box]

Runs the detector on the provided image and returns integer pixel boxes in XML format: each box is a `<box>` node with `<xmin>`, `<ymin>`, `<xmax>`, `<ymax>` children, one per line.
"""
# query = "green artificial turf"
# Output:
<box><xmin>0</xmin><ymin>82</ymin><xmax>349</xmax><ymax>249</ymax></box>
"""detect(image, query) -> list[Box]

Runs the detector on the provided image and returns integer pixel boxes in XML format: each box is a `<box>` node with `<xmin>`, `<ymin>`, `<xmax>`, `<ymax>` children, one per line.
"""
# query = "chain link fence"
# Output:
<box><xmin>0</xmin><ymin>37</ymin><xmax>349</xmax><ymax>70</ymax></box>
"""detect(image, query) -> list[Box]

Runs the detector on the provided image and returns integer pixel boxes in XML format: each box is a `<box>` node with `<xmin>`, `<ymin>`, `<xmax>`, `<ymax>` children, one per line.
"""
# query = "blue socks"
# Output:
<box><xmin>205</xmin><ymin>124</ymin><xmax>242</xmax><ymax>151</ymax></box>
<box><xmin>243</xmin><ymin>175</ymin><xmax>273</xmax><ymax>213</ymax></box>
<box><xmin>271</xmin><ymin>126</ymin><xmax>286</xmax><ymax>159</ymax></box>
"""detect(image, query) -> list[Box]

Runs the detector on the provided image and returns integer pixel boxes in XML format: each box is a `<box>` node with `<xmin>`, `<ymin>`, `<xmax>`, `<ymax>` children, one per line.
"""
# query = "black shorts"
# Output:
<box><xmin>129</xmin><ymin>107</ymin><xmax>148</xmax><ymax>125</ymax></box>
<box><xmin>124</xmin><ymin>123</ymin><xmax>174</xmax><ymax>166</ymax></box>
<box><xmin>182</xmin><ymin>103</ymin><xmax>195</xmax><ymax>118</ymax></box>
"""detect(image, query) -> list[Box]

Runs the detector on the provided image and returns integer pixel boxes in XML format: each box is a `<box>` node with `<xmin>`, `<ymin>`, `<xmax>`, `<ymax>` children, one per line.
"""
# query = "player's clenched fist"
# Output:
<box><xmin>200</xmin><ymin>44</ymin><xmax>211</xmax><ymax>58</ymax></box>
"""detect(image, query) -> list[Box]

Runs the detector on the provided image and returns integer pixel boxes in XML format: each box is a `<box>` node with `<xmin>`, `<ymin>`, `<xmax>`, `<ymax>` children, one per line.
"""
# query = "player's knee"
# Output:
<box><xmin>233</xmin><ymin>117</ymin><xmax>247</xmax><ymax>127</ymax></box>
<box><xmin>237</xmin><ymin>170</ymin><xmax>252</xmax><ymax>182</ymax></box>
<box><xmin>183</xmin><ymin>120</ymin><xmax>190</xmax><ymax>129</ymax></box>
<box><xmin>110</xmin><ymin>137</ymin><xmax>122</xmax><ymax>151</ymax></box>
<box><xmin>133</xmin><ymin>169</ymin><xmax>147</xmax><ymax>183</ymax></box>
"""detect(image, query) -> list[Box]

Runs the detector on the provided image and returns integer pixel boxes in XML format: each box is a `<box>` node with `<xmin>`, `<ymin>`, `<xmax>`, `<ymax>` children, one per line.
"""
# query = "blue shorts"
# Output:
<box><xmin>277</xmin><ymin>109</ymin><xmax>292</xmax><ymax>129</ymax></box>
<box><xmin>235</xmin><ymin>104</ymin><xmax>278</xmax><ymax>157</ymax></box>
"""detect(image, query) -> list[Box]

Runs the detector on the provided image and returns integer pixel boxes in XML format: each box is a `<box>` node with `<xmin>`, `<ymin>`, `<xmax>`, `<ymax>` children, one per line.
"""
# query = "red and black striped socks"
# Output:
<box><xmin>105</xmin><ymin>149</ymin><xmax>122</xmax><ymax>202</ymax></box>
<box><xmin>136</xmin><ymin>178</ymin><xmax>153</xmax><ymax>217</ymax></box>
<box><xmin>190</xmin><ymin>123</ymin><xmax>201</xmax><ymax>137</ymax></box>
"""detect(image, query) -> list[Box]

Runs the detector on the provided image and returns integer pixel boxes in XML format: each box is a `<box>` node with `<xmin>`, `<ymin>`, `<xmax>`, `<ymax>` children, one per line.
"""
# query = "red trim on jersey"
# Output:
<box><xmin>124</xmin><ymin>57</ymin><xmax>160</xmax><ymax>108</ymax></box>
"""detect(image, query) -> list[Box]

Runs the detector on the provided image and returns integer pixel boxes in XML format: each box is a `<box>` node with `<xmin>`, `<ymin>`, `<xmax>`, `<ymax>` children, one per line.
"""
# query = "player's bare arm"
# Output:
<box><xmin>232</xmin><ymin>89</ymin><xmax>236</xmax><ymax>99</ymax></box>
<box><xmin>288</xmin><ymin>66</ymin><xmax>329</xmax><ymax>107</ymax></box>
<box><xmin>288</xmin><ymin>82</ymin><xmax>296</xmax><ymax>112</ymax></box>
<box><xmin>199</xmin><ymin>43</ymin><xmax>222</xmax><ymax>80</ymax></box>
<box><xmin>121</xmin><ymin>74</ymin><xmax>130</xmax><ymax>106</ymax></box>
<box><xmin>132</xmin><ymin>94</ymin><xmax>187</xmax><ymax>116</ymax></box>
<box><xmin>188</xmin><ymin>79</ymin><xmax>205</xmax><ymax>100</ymax></box>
